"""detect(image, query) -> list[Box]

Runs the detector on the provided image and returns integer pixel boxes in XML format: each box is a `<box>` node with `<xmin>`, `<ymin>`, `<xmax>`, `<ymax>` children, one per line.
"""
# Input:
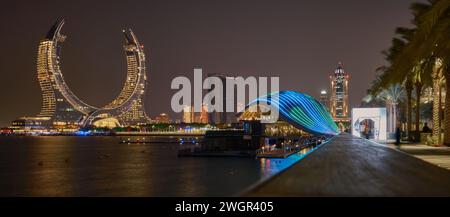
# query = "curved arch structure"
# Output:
<box><xmin>241</xmin><ymin>91</ymin><xmax>339</xmax><ymax>136</ymax></box>
<box><xmin>82</xmin><ymin>29</ymin><xmax>150</xmax><ymax>126</ymax></box>
<box><xmin>33</xmin><ymin>20</ymin><xmax>149</xmax><ymax>128</ymax></box>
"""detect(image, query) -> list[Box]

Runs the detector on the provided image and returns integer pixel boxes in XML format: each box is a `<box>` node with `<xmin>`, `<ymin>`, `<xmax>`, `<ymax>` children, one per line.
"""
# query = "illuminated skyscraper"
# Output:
<box><xmin>319</xmin><ymin>90</ymin><xmax>329</xmax><ymax>111</ymax></box>
<box><xmin>197</xmin><ymin>104</ymin><xmax>209</xmax><ymax>124</ymax></box>
<box><xmin>84</xmin><ymin>28</ymin><xmax>150</xmax><ymax>127</ymax></box>
<box><xmin>35</xmin><ymin>20</ymin><xmax>98</xmax><ymax>129</ymax></box>
<box><xmin>16</xmin><ymin>20</ymin><xmax>150</xmax><ymax>130</ymax></box>
<box><xmin>206</xmin><ymin>73</ymin><xmax>228</xmax><ymax>124</ymax></box>
<box><xmin>183</xmin><ymin>105</ymin><xmax>208</xmax><ymax>124</ymax></box>
<box><xmin>183</xmin><ymin>106</ymin><xmax>194</xmax><ymax>123</ymax></box>
<box><xmin>329</xmin><ymin>63</ymin><xmax>350</xmax><ymax>123</ymax></box>
<box><xmin>205</xmin><ymin>73</ymin><xmax>237</xmax><ymax>124</ymax></box>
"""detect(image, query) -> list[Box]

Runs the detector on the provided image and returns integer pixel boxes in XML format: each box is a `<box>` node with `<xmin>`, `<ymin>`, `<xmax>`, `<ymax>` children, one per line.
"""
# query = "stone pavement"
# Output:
<box><xmin>245</xmin><ymin>133</ymin><xmax>450</xmax><ymax>196</ymax></box>
<box><xmin>385</xmin><ymin>143</ymin><xmax>450</xmax><ymax>170</ymax></box>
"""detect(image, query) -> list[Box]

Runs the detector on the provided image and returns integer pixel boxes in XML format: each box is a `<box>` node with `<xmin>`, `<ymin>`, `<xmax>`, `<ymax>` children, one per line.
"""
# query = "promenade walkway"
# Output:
<box><xmin>386</xmin><ymin>143</ymin><xmax>450</xmax><ymax>170</ymax></box>
<box><xmin>245</xmin><ymin>133</ymin><xmax>450</xmax><ymax>196</ymax></box>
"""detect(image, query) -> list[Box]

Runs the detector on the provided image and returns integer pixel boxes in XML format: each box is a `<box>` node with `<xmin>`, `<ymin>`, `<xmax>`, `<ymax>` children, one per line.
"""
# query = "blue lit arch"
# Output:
<box><xmin>246</xmin><ymin>91</ymin><xmax>339</xmax><ymax>136</ymax></box>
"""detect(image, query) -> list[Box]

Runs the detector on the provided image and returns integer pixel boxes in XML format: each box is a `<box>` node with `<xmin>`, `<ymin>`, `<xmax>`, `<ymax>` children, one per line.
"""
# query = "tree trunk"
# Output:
<box><xmin>439</xmin><ymin>80</ymin><xmax>443</xmax><ymax>145</ymax></box>
<box><xmin>393</xmin><ymin>103</ymin><xmax>397</xmax><ymax>134</ymax></box>
<box><xmin>415</xmin><ymin>82</ymin><xmax>422</xmax><ymax>142</ymax></box>
<box><xmin>406</xmin><ymin>81</ymin><xmax>413</xmax><ymax>141</ymax></box>
<box><xmin>444</xmin><ymin>75</ymin><xmax>450</xmax><ymax>146</ymax></box>
<box><xmin>387</xmin><ymin>101</ymin><xmax>393</xmax><ymax>133</ymax></box>
<box><xmin>432</xmin><ymin>77</ymin><xmax>441</xmax><ymax>145</ymax></box>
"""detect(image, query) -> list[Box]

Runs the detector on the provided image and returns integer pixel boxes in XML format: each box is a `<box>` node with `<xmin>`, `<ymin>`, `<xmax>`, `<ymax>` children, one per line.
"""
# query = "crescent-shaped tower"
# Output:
<box><xmin>34</xmin><ymin>20</ymin><xmax>98</xmax><ymax>129</ymax></box>
<box><xmin>14</xmin><ymin>20</ymin><xmax>150</xmax><ymax>130</ymax></box>
<box><xmin>81</xmin><ymin>28</ymin><xmax>150</xmax><ymax>127</ymax></box>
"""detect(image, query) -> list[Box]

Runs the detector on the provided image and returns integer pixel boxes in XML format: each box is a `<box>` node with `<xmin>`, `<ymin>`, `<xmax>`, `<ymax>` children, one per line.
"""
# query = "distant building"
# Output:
<box><xmin>329</xmin><ymin>63</ymin><xmax>350</xmax><ymax>123</ymax></box>
<box><xmin>183</xmin><ymin>106</ymin><xmax>194</xmax><ymax>123</ymax></box>
<box><xmin>184</xmin><ymin>104</ymin><xmax>208</xmax><ymax>124</ymax></box>
<box><xmin>197</xmin><ymin>104</ymin><xmax>209</xmax><ymax>124</ymax></box>
<box><xmin>0</xmin><ymin>127</ymin><xmax>12</xmax><ymax>135</ymax></box>
<box><xmin>155</xmin><ymin>113</ymin><xmax>170</xmax><ymax>123</ymax></box>
<box><xmin>10</xmin><ymin>117</ymin><xmax>50</xmax><ymax>133</ymax></box>
<box><xmin>206</xmin><ymin>73</ymin><xmax>235</xmax><ymax>124</ymax></box>
<box><xmin>319</xmin><ymin>90</ymin><xmax>329</xmax><ymax>110</ymax></box>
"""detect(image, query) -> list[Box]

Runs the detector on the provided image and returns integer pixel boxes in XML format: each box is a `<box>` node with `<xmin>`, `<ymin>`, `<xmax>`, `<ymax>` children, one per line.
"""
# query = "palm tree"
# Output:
<box><xmin>377</xmin><ymin>84</ymin><xmax>405</xmax><ymax>133</ymax></box>
<box><xmin>432</xmin><ymin>58</ymin><xmax>444</xmax><ymax>144</ymax></box>
<box><xmin>391</xmin><ymin>2</ymin><xmax>435</xmax><ymax>142</ymax></box>
<box><xmin>390</xmin><ymin>0</ymin><xmax>450</xmax><ymax>145</ymax></box>
<box><xmin>372</xmin><ymin>1</ymin><xmax>449</xmax><ymax>144</ymax></box>
<box><xmin>370</xmin><ymin>30</ymin><xmax>414</xmax><ymax>140</ymax></box>
<box><xmin>412</xmin><ymin>60</ymin><xmax>433</xmax><ymax>141</ymax></box>
<box><xmin>405</xmin><ymin>77</ymin><xmax>414</xmax><ymax>141</ymax></box>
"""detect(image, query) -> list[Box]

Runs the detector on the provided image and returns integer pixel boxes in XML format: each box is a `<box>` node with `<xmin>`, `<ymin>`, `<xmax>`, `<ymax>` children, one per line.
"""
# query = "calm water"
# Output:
<box><xmin>0</xmin><ymin>136</ymin><xmax>316</xmax><ymax>196</ymax></box>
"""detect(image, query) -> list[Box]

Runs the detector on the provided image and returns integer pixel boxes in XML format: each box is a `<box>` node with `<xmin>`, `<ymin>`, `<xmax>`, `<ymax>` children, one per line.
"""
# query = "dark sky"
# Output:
<box><xmin>0</xmin><ymin>0</ymin><xmax>418</xmax><ymax>126</ymax></box>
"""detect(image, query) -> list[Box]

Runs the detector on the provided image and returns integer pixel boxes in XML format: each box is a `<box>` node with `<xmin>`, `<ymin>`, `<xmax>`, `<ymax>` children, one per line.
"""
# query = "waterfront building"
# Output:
<box><xmin>196</xmin><ymin>104</ymin><xmax>209</xmax><ymax>124</ymax></box>
<box><xmin>155</xmin><ymin>113</ymin><xmax>170</xmax><ymax>123</ymax></box>
<box><xmin>0</xmin><ymin>127</ymin><xmax>12</xmax><ymax>135</ymax></box>
<box><xmin>239</xmin><ymin>91</ymin><xmax>339</xmax><ymax>149</ymax></box>
<box><xmin>180</xmin><ymin>91</ymin><xmax>338</xmax><ymax>156</ymax></box>
<box><xmin>184</xmin><ymin>104</ymin><xmax>208</xmax><ymax>124</ymax></box>
<box><xmin>14</xmin><ymin>20</ymin><xmax>151</xmax><ymax>131</ymax></box>
<box><xmin>10</xmin><ymin>117</ymin><xmax>51</xmax><ymax>133</ymax></box>
<box><xmin>240</xmin><ymin>91</ymin><xmax>339</xmax><ymax>136</ymax></box>
<box><xmin>329</xmin><ymin>63</ymin><xmax>350</xmax><ymax>125</ymax></box>
<box><xmin>183</xmin><ymin>106</ymin><xmax>194</xmax><ymax>123</ymax></box>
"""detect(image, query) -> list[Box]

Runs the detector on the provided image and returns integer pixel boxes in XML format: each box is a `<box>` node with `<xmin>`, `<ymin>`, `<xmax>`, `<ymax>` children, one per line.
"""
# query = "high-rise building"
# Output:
<box><xmin>35</xmin><ymin>21</ymin><xmax>94</xmax><ymax>129</ymax></box>
<box><xmin>86</xmin><ymin>28</ymin><xmax>150</xmax><ymax>127</ymax></box>
<box><xmin>329</xmin><ymin>63</ymin><xmax>350</xmax><ymax>123</ymax></box>
<box><xmin>206</xmin><ymin>73</ymin><xmax>227</xmax><ymax>124</ymax></box>
<box><xmin>319</xmin><ymin>90</ymin><xmax>329</xmax><ymax>110</ymax></box>
<box><xmin>183</xmin><ymin>106</ymin><xmax>194</xmax><ymax>123</ymax></box>
<box><xmin>184</xmin><ymin>105</ymin><xmax>208</xmax><ymax>124</ymax></box>
<box><xmin>206</xmin><ymin>73</ymin><xmax>236</xmax><ymax>124</ymax></box>
<box><xmin>197</xmin><ymin>104</ymin><xmax>209</xmax><ymax>124</ymax></box>
<box><xmin>15</xmin><ymin>20</ymin><xmax>151</xmax><ymax>130</ymax></box>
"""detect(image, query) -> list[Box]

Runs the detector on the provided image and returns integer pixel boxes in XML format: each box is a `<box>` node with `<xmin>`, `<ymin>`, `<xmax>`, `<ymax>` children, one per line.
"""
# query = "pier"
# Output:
<box><xmin>245</xmin><ymin>133</ymin><xmax>450</xmax><ymax>196</ymax></box>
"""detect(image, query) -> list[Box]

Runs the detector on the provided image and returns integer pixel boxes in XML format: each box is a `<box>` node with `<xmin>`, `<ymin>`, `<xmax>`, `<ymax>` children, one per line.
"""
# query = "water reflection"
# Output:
<box><xmin>259</xmin><ymin>145</ymin><xmax>319</xmax><ymax>178</ymax></box>
<box><xmin>0</xmin><ymin>136</ymin><xmax>319</xmax><ymax>196</ymax></box>
<box><xmin>27</xmin><ymin>136</ymin><xmax>77</xmax><ymax>196</ymax></box>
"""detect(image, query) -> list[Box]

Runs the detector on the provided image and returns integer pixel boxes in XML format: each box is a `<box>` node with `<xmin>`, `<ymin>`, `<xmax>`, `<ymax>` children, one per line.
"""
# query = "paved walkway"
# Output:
<box><xmin>385</xmin><ymin>143</ymin><xmax>450</xmax><ymax>170</ymax></box>
<box><xmin>245</xmin><ymin>133</ymin><xmax>450</xmax><ymax>196</ymax></box>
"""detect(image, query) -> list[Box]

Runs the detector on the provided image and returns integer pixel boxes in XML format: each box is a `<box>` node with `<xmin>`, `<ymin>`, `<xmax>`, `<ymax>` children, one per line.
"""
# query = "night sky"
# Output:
<box><xmin>0</xmin><ymin>0</ymin><xmax>418</xmax><ymax>126</ymax></box>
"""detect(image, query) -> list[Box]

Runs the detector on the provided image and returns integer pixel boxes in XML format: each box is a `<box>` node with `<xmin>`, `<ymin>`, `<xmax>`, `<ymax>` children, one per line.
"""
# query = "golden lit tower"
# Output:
<box><xmin>183</xmin><ymin>106</ymin><xmax>194</xmax><ymax>123</ymax></box>
<box><xmin>329</xmin><ymin>63</ymin><xmax>350</xmax><ymax>123</ymax></box>
<box><xmin>35</xmin><ymin>20</ymin><xmax>98</xmax><ymax>129</ymax></box>
<box><xmin>82</xmin><ymin>28</ymin><xmax>150</xmax><ymax>127</ymax></box>
<box><xmin>16</xmin><ymin>20</ymin><xmax>151</xmax><ymax>130</ymax></box>
<box><xmin>199</xmin><ymin>104</ymin><xmax>209</xmax><ymax>124</ymax></box>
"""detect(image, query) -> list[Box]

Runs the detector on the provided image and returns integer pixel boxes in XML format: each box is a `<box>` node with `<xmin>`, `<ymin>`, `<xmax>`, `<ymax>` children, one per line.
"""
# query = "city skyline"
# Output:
<box><xmin>0</xmin><ymin>0</ymin><xmax>418</xmax><ymax>126</ymax></box>
<box><xmin>1</xmin><ymin>0</ymin><xmax>450</xmax><ymax>205</ymax></box>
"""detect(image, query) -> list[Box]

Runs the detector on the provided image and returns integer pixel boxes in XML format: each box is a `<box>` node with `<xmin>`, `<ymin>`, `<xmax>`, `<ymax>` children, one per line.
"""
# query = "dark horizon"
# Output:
<box><xmin>0</xmin><ymin>0</ymin><xmax>418</xmax><ymax>126</ymax></box>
